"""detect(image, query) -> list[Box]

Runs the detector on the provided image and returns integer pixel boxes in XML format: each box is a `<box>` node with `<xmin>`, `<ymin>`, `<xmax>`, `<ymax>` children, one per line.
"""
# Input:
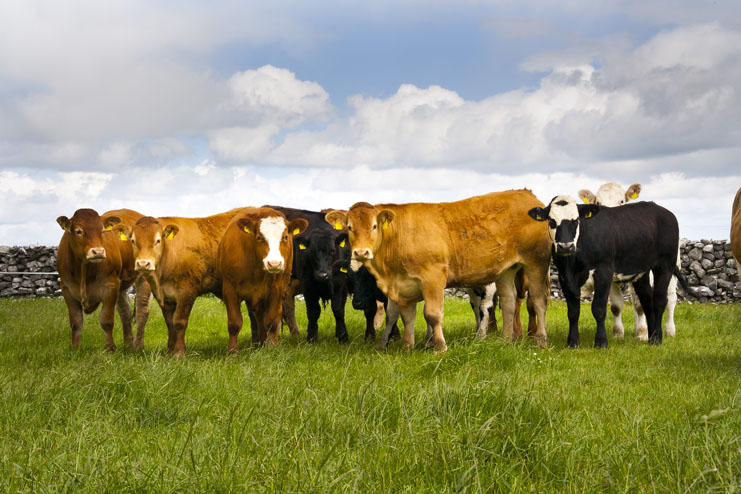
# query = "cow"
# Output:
<box><xmin>218</xmin><ymin>208</ymin><xmax>307</xmax><ymax>351</ymax></box>
<box><xmin>266</xmin><ymin>206</ymin><xmax>351</xmax><ymax>343</ymax></box>
<box><xmin>528</xmin><ymin>196</ymin><xmax>694</xmax><ymax>348</ymax></box>
<box><xmin>124</xmin><ymin>208</ymin><xmax>245</xmax><ymax>357</ymax></box>
<box><xmin>578</xmin><ymin>182</ymin><xmax>679</xmax><ymax>340</ymax></box>
<box><xmin>325</xmin><ymin>189</ymin><xmax>552</xmax><ymax>352</ymax></box>
<box><xmin>56</xmin><ymin>208</ymin><xmax>140</xmax><ymax>351</ymax></box>
<box><xmin>732</xmin><ymin>187</ymin><xmax>741</xmax><ymax>266</ymax></box>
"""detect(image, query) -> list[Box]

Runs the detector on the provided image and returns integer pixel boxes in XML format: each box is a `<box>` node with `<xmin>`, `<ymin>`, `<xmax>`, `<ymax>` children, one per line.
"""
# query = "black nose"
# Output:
<box><xmin>557</xmin><ymin>242</ymin><xmax>576</xmax><ymax>255</ymax></box>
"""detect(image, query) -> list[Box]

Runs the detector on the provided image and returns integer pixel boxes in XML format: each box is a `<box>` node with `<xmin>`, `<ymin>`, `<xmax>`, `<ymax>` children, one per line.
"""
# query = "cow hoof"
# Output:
<box><xmin>567</xmin><ymin>340</ymin><xmax>579</xmax><ymax>349</ymax></box>
<box><xmin>375</xmin><ymin>342</ymin><xmax>388</xmax><ymax>351</ymax></box>
<box><xmin>594</xmin><ymin>340</ymin><xmax>608</xmax><ymax>349</ymax></box>
<box><xmin>635</xmin><ymin>327</ymin><xmax>648</xmax><ymax>341</ymax></box>
<box><xmin>476</xmin><ymin>330</ymin><xmax>487</xmax><ymax>340</ymax></box>
<box><xmin>104</xmin><ymin>344</ymin><xmax>116</xmax><ymax>353</ymax></box>
<box><xmin>172</xmin><ymin>350</ymin><xmax>186</xmax><ymax>359</ymax></box>
<box><xmin>664</xmin><ymin>324</ymin><xmax>676</xmax><ymax>338</ymax></box>
<box><xmin>534</xmin><ymin>335</ymin><xmax>548</xmax><ymax>348</ymax></box>
<box><xmin>612</xmin><ymin>328</ymin><xmax>624</xmax><ymax>339</ymax></box>
<box><xmin>434</xmin><ymin>343</ymin><xmax>448</xmax><ymax>354</ymax></box>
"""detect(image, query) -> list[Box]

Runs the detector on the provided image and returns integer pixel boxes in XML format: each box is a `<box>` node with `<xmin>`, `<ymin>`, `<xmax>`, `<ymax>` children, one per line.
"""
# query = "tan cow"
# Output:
<box><xmin>732</xmin><ymin>187</ymin><xmax>741</xmax><ymax>265</ymax></box>
<box><xmin>56</xmin><ymin>208</ymin><xmax>139</xmax><ymax>351</ymax></box>
<box><xmin>218</xmin><ymin>208</ymin><xmax>307</xmax><ymax>351</ymax></box>
<box><xmin>326</xmin><ymin>189</ymin><xmax>552</xmax><ymax>352</ymax></box>
<box><xmin>125</xmin><ymin>208</ymin><xmax>246</xmax><ymax>357</ymax></box>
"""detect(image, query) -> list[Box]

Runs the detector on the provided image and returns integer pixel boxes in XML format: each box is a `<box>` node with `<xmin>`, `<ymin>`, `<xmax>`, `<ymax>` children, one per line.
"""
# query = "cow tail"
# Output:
<box><xmin>673</xmin><ymin>265</ymin><xmax>699</xmax><ymax>298</ymax></box>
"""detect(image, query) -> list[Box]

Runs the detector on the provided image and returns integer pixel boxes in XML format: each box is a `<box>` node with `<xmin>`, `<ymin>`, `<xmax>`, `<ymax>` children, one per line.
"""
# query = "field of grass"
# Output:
<box><xmin>0</xmin><ymin>295</ymin><xmax>739</xmax><ymax>493</ymax></box>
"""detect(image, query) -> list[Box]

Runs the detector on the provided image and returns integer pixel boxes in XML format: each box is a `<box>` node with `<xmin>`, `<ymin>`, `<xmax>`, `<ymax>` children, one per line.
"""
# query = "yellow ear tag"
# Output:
<box><xmin>631</xmin><ymin>192</ymin><xmax>638</xmax><ymax>199</ymax></box>
<box><xmin>104</xmin><ymin>225</ymin><xmax>113</xmax><ymax>231</ymax></box>
<box><xmin>119</xmin><ymin>233</ymin><xmax>127</xmax><ymax>241</ymax></box>
<box><xmin>382</xmin><ymin>221</ymin><xmax>389</xmax><ymax>230</ymax></box>
<box><xmin>582</xmin><ymin>197</ymin><xmax>590</xmax><ymax>204</ymax></box>
<box><xmin>334</xmin><ymin>222</ymin><xmax>342</xmax><ymax>230</ymax></box>
<box><xmin>293</xmin><ymin>228</ymin><xmax>300</xmax><ymax>235</ymax></box>
<box><xmin>340</xmin><ymin>267</ymin><xmax>348</xmax><ymax>273</ymax></box>
<box><xmin>299</xmin><ymin>243</ymin><xmax>306</xmax><ymax>250</ymax></box>
<box><xmin>585</xmin><ymin>211</ymin><xmax>593</xmax><ymax>218</ymax></box>
<box><xmin>167</xmin><ymin>231</ymin><xmax>174</xmax><ymax>240</ymax></box>
<box><xmin>537</xmin><ymin>214</ymin><xmax>544</xmax><ymax>221</ymax></box>
<box><xmin>339</xmin><ymin>239</ymin><xmax>346</xmax><ymax>248</ymax></box>
<box><xmin>242</xmin><ymin>226</ymin><xmax>250</xmax><ymax>234</ymax></box>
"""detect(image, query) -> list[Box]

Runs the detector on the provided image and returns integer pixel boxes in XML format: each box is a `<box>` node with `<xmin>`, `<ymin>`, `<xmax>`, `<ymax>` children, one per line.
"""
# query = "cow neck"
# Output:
<box><xmin>79</xmin><ymin>260</ymin><xmax>89</xmax><ymax>310</ymax></box>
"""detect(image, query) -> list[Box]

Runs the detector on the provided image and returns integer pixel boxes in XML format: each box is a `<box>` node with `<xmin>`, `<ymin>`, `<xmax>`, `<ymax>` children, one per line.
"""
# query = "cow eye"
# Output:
<box><xmin>131</xmin><ymin>238</ymin><xmax>137</xmax><ymax>246</ymax></box>
<box><xmin>372</xmin><ymin>224</ymin><xmax>377</xmax><ymax>231</ymax></box>
<box><xmin>155</xmin><ymin>238</ymin><xmax>160</xmax><ymax>245</ymax></box>
<box><xmin>74</xmin><ymin>229</ymin><xmax>83</xmax><ymax>236</ymax></box>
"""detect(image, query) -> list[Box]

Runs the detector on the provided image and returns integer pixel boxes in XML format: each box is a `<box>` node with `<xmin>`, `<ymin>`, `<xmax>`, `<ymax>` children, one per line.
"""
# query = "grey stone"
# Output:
<box><xmin>701</xmin><ymin>258</ymin><xmax>714</xmax><ymax>270</ymax></box>
<box><xmin>690</xmin><ymin>261</ymin><xmax>706</xmax><ymax>278</ymax></box>
<box><xmin>701</xmin><ymin>276</ymin><xmax>718</xmax><ymax>293</ymax></box>
<box><xmin>703</xmin><ymin>244</ymin><xmax>715</xmax><ymax>253</ymax></box>
<box><xmin>694</xmin><ymin>286</ymin><xmax>715</xmax><ymax>297</ymax></box>
<box><xmin>688</xmin><ymin>248</ymin><xmax>703</xmax><ymax>261</ymax></box>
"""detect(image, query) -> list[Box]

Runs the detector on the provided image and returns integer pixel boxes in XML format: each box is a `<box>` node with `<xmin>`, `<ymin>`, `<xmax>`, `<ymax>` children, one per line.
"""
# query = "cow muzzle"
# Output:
<box><xmin>352</xmin><ymin>248</ymin><xmax>373</xmax><ymax>261</ymax></box>
<box><xmin>86</xmin><ymin>247</ymin><xmax>106</xmax><ymax>262</ymax></box>
<box><xmin>555</xmin><ymin>242</ymin><xmax>576</xmax><ymax>256</ymax></box>
<box><xmin>135</xmin><ymin>259</ymin><xmax>156</xmax><ymax>272</ymax></box>
<box><xmin>264</xmin><ymin>259</ymin><xmax>285</xmax><ymax>273</ymax></box>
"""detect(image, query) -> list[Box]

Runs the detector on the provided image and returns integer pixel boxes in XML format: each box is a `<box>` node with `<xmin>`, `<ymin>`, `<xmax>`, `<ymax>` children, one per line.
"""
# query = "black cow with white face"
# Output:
<box><xmin>266</xmin><ymin>206</ymin><xmax>351</xmax><ymax>343</ymax></box>
<box><xmin>528</xmin><ymin>195</ymin><xmax>693</xmax><ymax>348</ymax></box>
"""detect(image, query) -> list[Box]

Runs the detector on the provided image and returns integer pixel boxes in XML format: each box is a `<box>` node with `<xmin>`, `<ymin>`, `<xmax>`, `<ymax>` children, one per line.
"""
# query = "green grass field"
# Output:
<box><xmin>0</xmin><ymin>296</ymin><xmax>739</xmax><ymax>493</ymax></box>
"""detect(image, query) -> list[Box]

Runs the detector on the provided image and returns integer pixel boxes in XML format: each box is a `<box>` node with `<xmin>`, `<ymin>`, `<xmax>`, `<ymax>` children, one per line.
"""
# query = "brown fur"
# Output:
<box><xmin>126</xmin><ymin>208</ymin><xmax>247</xmax><ymax>357</ymax></box>
<box><xmin>326</xmin><ymin>189</ymin><xmax>552</xmax><ymax>351</ymax></box>
<box><xmin>732</xmin><ymin>187</ymin><xmax>741</xmax><ymax>265</ymax></box>
<box><xmin>218</xmin><ymin>208</ymin><xmax>307</xmax><ymax>351</ymax></box>
<box><xmin>56</xmin><ymin>208</ymin><xmax>143</xmax><ymax>351</ymax></box>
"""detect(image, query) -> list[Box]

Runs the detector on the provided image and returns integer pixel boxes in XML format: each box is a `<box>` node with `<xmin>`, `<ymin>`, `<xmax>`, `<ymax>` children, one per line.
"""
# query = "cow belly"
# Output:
<box><xmin>380</xmin><ymin>276</ymin><xmax>422</xmax><ymax>305</ymax></box>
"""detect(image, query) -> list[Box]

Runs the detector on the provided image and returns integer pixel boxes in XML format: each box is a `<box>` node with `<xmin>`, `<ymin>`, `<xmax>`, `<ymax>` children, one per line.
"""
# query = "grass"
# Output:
<box><xmin>0</xmin><ymin>295</ymin><xmax>739</xmax><ymax>493</ymax></box>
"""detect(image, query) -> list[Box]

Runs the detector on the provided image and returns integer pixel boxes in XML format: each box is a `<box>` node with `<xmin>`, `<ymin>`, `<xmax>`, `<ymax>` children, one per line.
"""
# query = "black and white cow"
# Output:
<box><xmin>528</xmin><ymin>195</ymin><xmax>692</xmax><ymax>348</ymax></box>
<box><xmin>266</xmin><ymin>206</ymin><xmax>351</xmax><ymax>343</ymax></box>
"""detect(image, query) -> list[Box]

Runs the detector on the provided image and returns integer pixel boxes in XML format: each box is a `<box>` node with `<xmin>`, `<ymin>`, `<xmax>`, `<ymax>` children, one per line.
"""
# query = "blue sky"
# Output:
<box><xmin>1</xmin><ymin>0</ymin><xmax>739</xmax><ymax>245</ymax></box>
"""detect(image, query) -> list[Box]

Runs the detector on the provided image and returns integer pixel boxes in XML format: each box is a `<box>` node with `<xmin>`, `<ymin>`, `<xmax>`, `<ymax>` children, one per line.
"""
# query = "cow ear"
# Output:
<box><xmin>377</xmin><ymin>209</ymin><xmax>395</xmax><ymax>230</ymax></box>
<box><xmin>297</xmin><ymin>236</ymin><xmax>310</xmax><ymax>251</ymax></box>
<box><xmin>103</xmin><ymin>216</ymin><xmax>121</xmax><ymax>231</ymax></box>
<box><xmin>625</xmin><ymin>183</ymin><xmax>641</xmax><ymax>202</ymax></box>
<box><xmin>335</xmin><ymin>232</ymin><xmax>349</xmax><ymax>249</ymax></box>
<box><xmin>578</xmin><ymin>189</ymin><xmax>596</xmax><ymax>204</ymax></box>
<box><xmin>288</xmin><ymin>218</ymin><xmax>308</xmax><ymax>236</ymax></box>
<box><xmin>112</xmin><ymin>224</ymin><xmax>131</xmax><ymax>241</ymax></box>
<box><xmin>57</xmin><ymin>216</ymin><xmax>71</xmax><ymax>231</ymax></box>
<box><xmin>236</xmin><ymin>218</ymin><xmax>256</xmax><ymax>236</ymax></box>
<box><xmin>325</xmin><ymin>210</ymin><xmax>347</xmax><ymax>231</ymax></box>
<box><xmin>528</xmin><ymin>207</ymin><xmax>549</xmax><ymax>222</ymax></box>
<box><xmin>579</xmin><ymin>204</ymin><xmax>600</xmax><ymax>219</ymax></box>
<box><xmin>333</xmin><ymin>259</ymin><xmax>350</xmax><ymax>275</ymax></box>
<box><xmin>163</xmin><ymin>224</ymin><xmax>180</xmax><ymax>240</ymax></box>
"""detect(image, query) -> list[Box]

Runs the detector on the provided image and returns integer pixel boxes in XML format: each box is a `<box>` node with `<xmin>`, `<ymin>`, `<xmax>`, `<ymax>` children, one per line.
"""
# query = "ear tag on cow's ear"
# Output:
<box><xmin>242</xmin><ymin>226</ymin><xmax>250</xmax><ymax>234</ymax></box>
<box><xmin>104</xmin><ymin>225</ymin><xmax>113</xmax><ymax>231</ymax></box>
<box><xmin>536</xmin><ymin>214</ymin><xmax>543</xmax><ymax>221</ymax></box>
<box><xmin>299</xmin><ymin>243</ymin><xmax>306</xmax><ymax>250</ymax></box>
<box><xmin>293</xmin><ymin>228</ymin><xmax>300</xmax><ymax>235</ymax></box>
<box><xmin>585</xmin><ymin>211</ymin><xmax>593</xmax><ymax>219</ymax></box>
<box><xmin>119</xmin><ymin>233</ymin><xmax>127</xmax><ymax>241</ymax></box>
<box><xmin>334</xmin><ymin>222</ymin><xmax>342</xmax><ymax>230</ymax></box>
<box><xmin>340</xmin><ymin>267</ymin><xmax>348</xmax><ymax>273</ymax></box>
<box><xmin>339</xmin><ymin>239</ymin><xmax>346</xmax><ymax>248</ymax></box>
<box><xmin>167</xmin><ymin>231</ymin><xmax>175</xmax><ymax>240</ymax></box>
<box><xmin>582</xmin><ymin>197</ymin><xmax>590</xmax><ymax>204</ymax></box>
<box><xmin>631</xmin><ymin>192</ymin><xmax>638</xmax><ymax>199</ymax></box>
<box><xmin>382</xmin><ymin>221</ymin><xmax>389</xmax><ymax>230</ymax></box>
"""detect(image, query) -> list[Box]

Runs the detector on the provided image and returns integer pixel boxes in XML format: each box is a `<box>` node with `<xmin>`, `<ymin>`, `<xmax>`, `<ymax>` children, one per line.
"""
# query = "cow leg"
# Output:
<box><xmin>376</xmin><ymin>299</ymin><xmax>401</xmax><ymax>350</ymax></box>
<box><xmin>331</xmin><ymin>290</ymin><xmax>349</xmax><ymax>344</ymax></box>
<box><xmin>171</xmin><ymin>297</ymin><xmax>195</xmax><ymax>358</ymax></box>
<box><xmin>420</xmin><ymin>275</ymin><xmax>447</xmax><ymax>352</ymax></box>
<box><xmin>116</xmin><ymin>289</ymin><xmax>134</xmax><ymax>348</ymax></box>
<box><xmin>608</xmin><ymin>283</ymin><xmax>626</xmax><ymax>339</ymax></box>
<box><xmin>591</xmin><ymin>269</ymin><xmax>612</xmax><ymax>349</ymax></box>
<box><xmin>648</xmin><ymin>266</ymin><xmax>673</xmax><ymax>345</ymax></box>
<box><xmin>631</xmin><ymin>276</ymin><xmax>654</xmax><ymax>345</ymax></box>
<box><xmin>282</xmin><ymin>295</ymin><xmax>300</xmax><ymax>337</ymax></box>
<box><xmin>99</xmin><ymin>285</ymin><xmax>119</xmax><ymax>353</ymax></box>
<box><xmin>61</xmin><ymin>283</ymin><xmax>84</xmax><ymax>348</ymax></box>
<box><xmin>522</xmin><ymin>264</ymin><xmax>548</xmax><ymax>348</ymax></box>
<box><xmin>162</xmin><ymin>302</ymin><xmax>176</xmax><ymax>354</ymax></box>
<box><xmin>562</xmin><ymin>283</ymin><xmax>581</xmax><ymax>348</ymax></box>
<box><xmin>466</xmin><ymin>288</ymin><xmax>484</xmax><ymax>337</ymax></box>
<box><xmin>364</xmin><ymin>305</ymin><xmax>377</xmax><ymax>342</ymax></box>
<box><xmin>248</xmin><ymin>312</ymin><xmax>259</xmax><ymax>345</ymax></box>
<box><xmin>664</xmin><ymin>275</ymin><xmax>678</xmax><ymax>337</ymax></box>
<box><xmin>488</xmin><ymin>290</ymin><xmax>498</xmax><ymax>333</ymax></box>
<box><xmin>513</xmin><ymin>294</ymin><xmax>524</xmax><ymax>340</ymax></box>
<box><xmin>630</xmin><ymin>284</ymin><xmax>649</xmax><ymax>342</ymax></box>
<box><xmin>133</xmin><ymin>277</ymin><xmax>151</xmax><ymax>350</ymax></box>
<box><xmin>373</xmin><ymin>301</ymin><xmax>385</xmax><ymax>331</ymax></box>
<box><xmin>399</xmin><ymin>302</ymin><xmax>418</xmax><ymax>352</ymax></box>
<box><xmin>305</xmin><ymin>293</ymin><xmax>321</xmax><ymax>343</ymax></box>
<box><xmin>223</xmin><ymin>282</ymin><xmax>243</xmax><ymax>353</ymax></box>
<box><xmin>497</xmin><ymin>268</ymin><xmax>518</xmax><ymax>343</ymax></box>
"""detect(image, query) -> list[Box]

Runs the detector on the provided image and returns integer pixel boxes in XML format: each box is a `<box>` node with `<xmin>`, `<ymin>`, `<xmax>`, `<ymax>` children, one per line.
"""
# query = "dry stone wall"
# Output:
<box><xmin>2</xmin><ymin>241</ymin><xmax>740</xmax><ymax>302</ymax></box>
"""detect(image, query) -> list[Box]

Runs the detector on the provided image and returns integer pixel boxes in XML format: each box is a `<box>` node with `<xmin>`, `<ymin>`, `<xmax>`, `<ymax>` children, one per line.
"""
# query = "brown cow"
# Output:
<box><xmin>326</xmin><ymin>189</ymin><xmax>552</xmax><ymax>352</ymax></box>
<box><xmin>732</xmin><ymin>187</ymin><xmax>741</xmax><ymax>265</ymax></box>
<box><xmin>125</xmin><ymin>208</ymin><xmax>246</xmax><ymax>358</ymax></box>
<box><xmin>56</xmin><ymin>208</ymin><xmax>139</xmax><ymax>351</ymax></box>
<box><xmin>218</xmin><ymin>208</ymin><xmax>307</xmax><ymax>351</ymax></box>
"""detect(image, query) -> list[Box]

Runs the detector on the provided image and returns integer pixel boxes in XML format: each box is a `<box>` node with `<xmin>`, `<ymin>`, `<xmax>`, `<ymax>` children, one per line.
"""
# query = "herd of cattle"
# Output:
<box><xmin>56</xmin><ymin>183</ymin><xmax>741</xmax><ymax>357</ymax></box>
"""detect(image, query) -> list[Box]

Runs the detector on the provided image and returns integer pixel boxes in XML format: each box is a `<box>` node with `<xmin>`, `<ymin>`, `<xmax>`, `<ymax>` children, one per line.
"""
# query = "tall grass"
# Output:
<box><xmin>0</xmin><ymin>296</ymin><xmax>739</xmax><ymax>492</ymax></box>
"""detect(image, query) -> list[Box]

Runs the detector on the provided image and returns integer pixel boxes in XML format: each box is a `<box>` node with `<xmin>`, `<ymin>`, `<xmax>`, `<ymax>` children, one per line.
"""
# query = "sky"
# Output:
<box><xmin>1</xmin><ymin>0</ymin><xmax>740</xmax><ymax>245</ymax></box>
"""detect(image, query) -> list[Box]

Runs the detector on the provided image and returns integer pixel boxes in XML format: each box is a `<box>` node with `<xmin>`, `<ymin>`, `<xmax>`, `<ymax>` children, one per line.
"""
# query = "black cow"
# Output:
<box><xmin>266</xmin><ymin>206</ymin><xmax>351</xmax><ymax>343</ymax></box>
<box><xmin>528</xmin><ymin>195</ymin><xmax>693</xmax><ymax>348</ymax></box>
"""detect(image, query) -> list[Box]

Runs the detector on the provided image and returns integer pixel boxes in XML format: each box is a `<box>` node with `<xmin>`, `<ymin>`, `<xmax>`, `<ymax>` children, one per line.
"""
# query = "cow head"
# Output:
<box><xmin>578</xmin><ymin>182</ymin><xmax>641</xmax><ymax>207</ymax></box>
<box><xmin>341</xmin><ymin>260</ymin><xmax>379</xmax><ymax>311</ymax></box>
<box><xmin>528</xmin><ymin>196</ymin><xmax>599</xmax><ymax>256</ymax></box>
<box><xmin>127</xmin><ymin>216</ymin><xmax>178</xmax><ymax>272</ymax></box>
<box><xmin>57</xmin><ymin>208</ymin><xmax>119</xmax><ymax>263</ymax></box>
<box><xmin>295</xmin><ymin>228</ymin><xmax>346</xmax><ymax>281</ymax></box>
<box><xmin>325</xmin><ymin>203</ymin><xmax>395</xmax><ymax>263</ymax></box>
<box><xmin>238</xmin><ymin>215</ymin><xmax>308</xmax><ymax>273</ymax></box>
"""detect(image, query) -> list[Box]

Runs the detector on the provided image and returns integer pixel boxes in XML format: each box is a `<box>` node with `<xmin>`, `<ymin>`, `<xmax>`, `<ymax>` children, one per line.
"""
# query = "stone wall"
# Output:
<box><xmin>2</xmin><ymin>242</ymin><xmax>740</xmax><ymax>302</ymax></box>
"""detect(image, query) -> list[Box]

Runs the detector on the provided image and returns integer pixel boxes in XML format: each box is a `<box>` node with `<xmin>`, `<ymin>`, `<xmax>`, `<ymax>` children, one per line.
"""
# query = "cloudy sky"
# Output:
<box><xmin>1</xmin><ymin>0</ymin><xmax>740</xmax><ymax>245</ymax></box>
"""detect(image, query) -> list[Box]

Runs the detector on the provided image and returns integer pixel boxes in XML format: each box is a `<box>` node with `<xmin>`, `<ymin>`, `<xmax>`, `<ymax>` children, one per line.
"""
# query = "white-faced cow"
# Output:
<box><xmin>325</xmin><ymin>190</ymin><xmax>552</xmax><ymax>352</ymax></box>
<box><xmin>578</xmin><ymin>182</ymin><xmax>679</xmax><ymax>340</ymax></box>
<box><xmin>56</xmin><ymin>208</ymin><xmax>142</xmax><ymax>351</ymax></box>
<box><xmin>528</xmin><ymin>196</ymin><xmax>693</xmax><ymax>348</ymax></box>
<box><xmin>218</xmin><ymin>208</ymin><xmax>307</xmax><ymax>351</ymax></box>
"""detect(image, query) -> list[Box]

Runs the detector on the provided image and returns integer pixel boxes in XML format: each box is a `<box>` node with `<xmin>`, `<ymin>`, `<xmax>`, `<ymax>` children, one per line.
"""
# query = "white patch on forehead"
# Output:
<box><xmin>259</xmin><ymin>216</ymin><xmax>286</xmax><ymax>267</ymax></box>
<box><xmin>595</xmin><ymin>183</ymin><xmax>625</xmax><ymax>207</ymax></box>
<box><xmin>549</xmin><ymin>195</ymin><xmax>579</xmax><ymax>224</ymax></box>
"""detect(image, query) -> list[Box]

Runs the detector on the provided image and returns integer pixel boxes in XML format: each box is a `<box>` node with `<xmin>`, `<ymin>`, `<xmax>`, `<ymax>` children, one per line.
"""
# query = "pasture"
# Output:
<box><xmin>0</xmin><ymin>296</ymin><xmax>739</xmax><ymax>493</ymax></box>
